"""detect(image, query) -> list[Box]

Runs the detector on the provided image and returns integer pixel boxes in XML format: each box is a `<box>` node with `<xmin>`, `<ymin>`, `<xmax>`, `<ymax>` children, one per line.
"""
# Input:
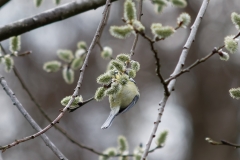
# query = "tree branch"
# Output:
<box><xmin>165</xmin><ymin>31</ymin><xmax>240</xmax><ymax>83</ymax></box>
<box><xmin>0</xmin><ymin>0</ymin><xmax>118</xmax><ymax>42</ymax></box>
<box><xmin>0</xmin><ymin>0</ymin><xmax>9</xmax><ymax>8</ymax></box>
<box><xmin>165</xmin><ymin>48</ymin><xmax>218</xmax><ymax>83</ymax></box>
<box><xmin>206</xmin><ymin>137</ymin><xmax>240</xmax><ymax>148</ymax></box>
<box><xmin>0</xmin><ymin>76</ymin><xmax>68</xmax><ymax>160</ymax></box>
<box><xmin>134</xmin><ymin>24</ymin><xmax>183</xmax><ymax>96</ymax></box>
<box><xmin>141</xmin><ymin>0</ymin><xmax>210</xmax><ymax>159</ymax></box>
<box><xmin>0</xmin><ymin>0</ymin><xmax>112</xmax><ymax>151</ymax></box>
<box><xmin>130</xmin><ymin>0</ymin><xmax>143</xmax><ymax>57</ymax></box>
<box><xmin>136</xmin><ymin>30</ymin><xmax>169</xmax><ymax>96</ymax></box>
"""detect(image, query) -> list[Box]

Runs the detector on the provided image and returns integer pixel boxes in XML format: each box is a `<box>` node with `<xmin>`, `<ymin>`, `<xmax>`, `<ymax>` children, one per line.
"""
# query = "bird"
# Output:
<box><xmin>101</xmin><ymin>78</ymin><xmax>140</xmax><ymax>129</ymax></box>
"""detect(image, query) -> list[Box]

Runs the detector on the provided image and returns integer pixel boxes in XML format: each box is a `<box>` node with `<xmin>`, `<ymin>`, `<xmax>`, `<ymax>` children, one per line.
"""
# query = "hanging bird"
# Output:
<box><xmin>101</xmin><ymin>78</ymin><xmax>140</xmax><ymax>129</ymax></box>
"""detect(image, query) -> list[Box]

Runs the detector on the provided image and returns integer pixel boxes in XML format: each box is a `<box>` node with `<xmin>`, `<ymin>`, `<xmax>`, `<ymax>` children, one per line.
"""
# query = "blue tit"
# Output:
<box><xmin>101</xmin><ymin>78</ymin><xmax>140</xmax><ymax>129</ymax></box>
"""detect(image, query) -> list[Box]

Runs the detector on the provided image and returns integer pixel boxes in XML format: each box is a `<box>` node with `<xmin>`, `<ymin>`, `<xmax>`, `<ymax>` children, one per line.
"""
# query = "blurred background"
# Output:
<box><xmin>0</xmin><ymin>0</ymin><xmax>240</xmax><ymax>159</ymax></box>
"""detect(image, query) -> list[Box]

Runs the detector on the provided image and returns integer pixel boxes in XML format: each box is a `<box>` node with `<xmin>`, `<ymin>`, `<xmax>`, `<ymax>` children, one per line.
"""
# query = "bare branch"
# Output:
<box><xmin>0</xmin><ymin>0</ymin><xmax>112</xmax><ymax>151</ymax></box>
<box><xmin>141</xmin><ymin>0</ymin><xmax>210</xmax><ymax>159</ymax></box>
<box><xmin>165</xmin><ymin>31</ymin><xmax>240</xmax><ymax>83</ymax></box>
<box><xmin>130</xmin><ymin>0</ymin><xmax>143</xmax><ymax>57</ymax></box>
<box><xmin>133</xmin><ymin>23</ymin><xmax>183</xmax><ymax>96</ymax></box>
<box><xmin>0</xmin><ymin>75</ymin><xmax>68</xmax><ymax>160</ymax></box>
<box><xmin>206</xmin><ymin>137</ymin><xmax>240</xmax><ymax>148</ymax></box>
<box><xmin>0</xmin><ymin>0</ymin><xmax>9</xmax><ymax>8</ymax></box>
<box><xmin>136</xmin><ymin>30</ymin><xmax>169</xmax><ymax>96</ymax></box>
<box><xmin>0</xmin><ymin>0</ymin><xmax>118</xmax><ymax>42</ymax></box>
<box><xmin>165</xmin><ymin>48</ymin><xmax>217</xmax><ymax>83</ymax></box>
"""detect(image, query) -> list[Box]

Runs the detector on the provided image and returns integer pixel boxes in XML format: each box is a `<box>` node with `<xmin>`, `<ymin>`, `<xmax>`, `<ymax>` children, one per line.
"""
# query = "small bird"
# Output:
<box><xmin>101</xmin><ymin>78</ymin><xmax>140</xmax><ymax>129</ymax></box>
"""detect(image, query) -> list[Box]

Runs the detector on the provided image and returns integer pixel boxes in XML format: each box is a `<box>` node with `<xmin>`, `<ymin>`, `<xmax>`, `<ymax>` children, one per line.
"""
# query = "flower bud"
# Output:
<box><xmin>170</xmin><ymin>0</ymin><xmax>187</xmax><ymax>8</ymax></box>
<box><xmin>116</xmin><ymin>54</ymin><xmax>130</xmax><ymax>63</ymax></box>
<box><xmin>111</xmin><ymin>60</ymin><xmax>125</xmax><ymax>72</ymax></box>
<box><xmin>54</xmin><ymin>0</ymin><xmax>61</xmax><ymax>5</ymax></box>
<box><xmin>75</xmin><ymin>49</ymin><xmax>86</xmax><ymax>58</ymax></box>
<box><xmin>224</xmin><ymin>36</ymin><xmax>239</xmax><ymax>54</ymax></box>
<box><xmin>105</xmin><ymin>82</ymin><xmax>122</xmax><ymax>96</ymax></box>
<box><xmin>177</xmin><ymin>13</ymin><xmax>191</xmax><ymax>28</ymax></box>
<box><xmin>103</xmin><ymin>147</ymin><xmax>117</xmax><ymax>156</ymax></box>
<box><xmin>77</xmin><ymin>41</ymin><xmax>87</xmax><ymax>50</ymax></box>
<box><xmin>3</xmin><ymin>55</ymin><xmax>14</xmax><ymax>72</ymax></box>
<box><xmin>118</xmin><ymin>74</ymin><xmax>129</xmax><ymax>86</ymax></box>
<box><xmin>60</xmin><ymin>95</ymin><xmax>83</xmax><ymax>108</ymax></box>
<box><xmin>101</xmin><ymin>47</ymin><xmax>113</xmax><ymax>60</ymax></box>
<box><xmin>34</xmin><ymin>0</ymin><xmax>43</xmax><ymax>7</ymax></box>
<box><xmin>124</xmin><ymin>0</ymin><xmax>137</xmax><ymax>22</ymax></box>
<box><xmin>218</xmin><ymin>49</ymin><xmax>229</xmax><ymax>61</ymax></box>
<box><xmin>155</xmin><ymin>130</ymin><xmax>168</xmax><ymax>146</ymax></box>
<box><xmin>118</xmin><ymin>136</ymin><xmax>128</xmax><ymax>153</ymax></box>
<box><xmin>62</xmin><ymin>66</ymin><xmax>74</xmax><ymax>84</ymax></box>
<box><xmin>132</xmin><ymin>20</ymin><xmax>145</xmax><ymax>32</ymax></box>
<box><xmin>43</xmin><ymin>60</ymin><xmax>61</xmax><ymax>72</ymax></box>
<box><xmin>231</xmin><ymin>12</ymin><xmax>240</xmax><ymax>30</ymax></box>
<box><xmin>130</xmin><ymin>60</ymin><xmax>140</xmax><ymax>72</ymax></box>
<box><xmin>151</xmin><ymin>24</ymin><xmax>175</xmax><ymax>39</ymax></box>
<box><xmin>229</xmin><ymin>87</ymin><xmax>240</xmax><ymax>99</ymax></box>
<box><xmin>128</xmin><ymin>69</ymin><xmax>136</xmax><ymax>78</ymax></box>
<box><xmin>110</xmin><ymin>25</ymin><xmax>133</xmax><ymax>39</ymax></box>
<box><xmin>57</xmin><ymin>50</ymin><xmax>74</xmax><ymax>63</ymax></box>
<box><xmin>71</xmin><ymin>58</ymin><xmax>83</xmax><ymax>70</ymax></box>
<box><xmin>95</xmin><ymin>87</ymin><xmax>106</xmax><ymax>101</ymax></box>
<box><xmin>9</xmin><ymin>36</ymin><xmax>21</xmax><ymax>53</ymax></box>
<box><xmin>97</xmin><ymin>72</ymin><xmax>112</xmax><ymax>85</ymax></box>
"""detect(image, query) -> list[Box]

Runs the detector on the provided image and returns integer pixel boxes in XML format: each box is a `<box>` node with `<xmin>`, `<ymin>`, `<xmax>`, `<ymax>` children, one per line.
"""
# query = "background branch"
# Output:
<box><xmin>0</xmin><ymin>0</ymin><xmax>117</xmax><ymax>42</ymax></box>
<box><xmin>141</xmin><ymin>0</ymin><xmax>210</xmax><ymax>159</ymax></box>
<box><xmin>0</xmin><ymin>75</ymin><xmax>68</xmax><ymax>160</ymax></box>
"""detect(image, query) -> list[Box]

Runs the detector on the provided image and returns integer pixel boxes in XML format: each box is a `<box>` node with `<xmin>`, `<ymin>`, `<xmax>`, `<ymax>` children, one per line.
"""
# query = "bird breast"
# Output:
<box><xmin>109</xmin><ymin>81</ymin><xmax>139</xmax><ymax>109</ymax></box>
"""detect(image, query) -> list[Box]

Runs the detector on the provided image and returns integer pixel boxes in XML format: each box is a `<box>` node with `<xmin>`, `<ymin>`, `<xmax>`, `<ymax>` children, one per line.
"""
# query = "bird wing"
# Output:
<box><xmin>101</xmin><ymin>107</ymin><xmax>120</xmax><ymax>129</ymax></box>
<box><xmin>117</xmin><ymin>95</ymin><xmax>139</xmax><ymax>116</ymax></box>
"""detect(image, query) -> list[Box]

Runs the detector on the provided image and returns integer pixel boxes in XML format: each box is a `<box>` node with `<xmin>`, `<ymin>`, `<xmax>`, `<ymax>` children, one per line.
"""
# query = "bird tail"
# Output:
<box><xmin>101</xmin><ymin>107</ymin><xmax>119</xmax><ymax>129</ymax></box>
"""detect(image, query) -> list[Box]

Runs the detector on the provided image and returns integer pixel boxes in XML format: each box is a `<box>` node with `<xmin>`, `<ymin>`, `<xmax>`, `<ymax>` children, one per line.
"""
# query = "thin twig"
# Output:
<box><xmin>96</xmin><ymin>6</ymin><xmax>115</xmax><ymax>60</ymax></box>
<box><xmin>0</xmin><ymin>51</ymin><xmax>31</xmax><ymax>59</ymax></box>
<box><xmin>133</xmin><ymin>23</ymin><xmax>182</xmax><ymax>96</ymax></box>
<box><xmin>141</xmin><ymin>0</ymin><xmax>210</xmax><ymax>159</ymax></box>
<box><xmin>206</xmin><ymin>137</ymin><xmax>240</xmax><ymax>148</ymax></box>
<box><xmin>68</xmin><ymin>97</ymin><xmax>95</xmax><ymax>112</ymax></box>
<box><xmin>0</xmin><ymin>0</ymin><xmax>112</xmax><ymax>151</ymax></box>
<box><xmin>97</xmin><ymin>42</ymin><xmax>104</xmax><ymax>51</ymax></box>
<box><xmin>0</xmin><ymin>76</ymin><xmax>68</xmax><ymax>160</ymax></box>
<box><xmin>136</xmin><ymin>30</ymin><xmax>169</xmax><ymax>96</ymax></box>
<box><xmin>130</xmin><ymin>0</ymin><xmax>143</xmax><ymax>57</ymax></box>
<box><xmin>165</xmin><ymin>31</ymin><xmax>240</xmax><ymax>83</ymax></box>
<box><xmin>165</xmin><ymin>48</ymin><xmax>217</xmax><ymax>83</ymax></box>
<box><xmin>0</xmin><ymin>0</ymin><xmax>118</xmax><ymax>41</ymax></box>
<box><xmin>131</xmin><ymin>18</ymin><xmax>185</xmax><ymax>95</ymax></box>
